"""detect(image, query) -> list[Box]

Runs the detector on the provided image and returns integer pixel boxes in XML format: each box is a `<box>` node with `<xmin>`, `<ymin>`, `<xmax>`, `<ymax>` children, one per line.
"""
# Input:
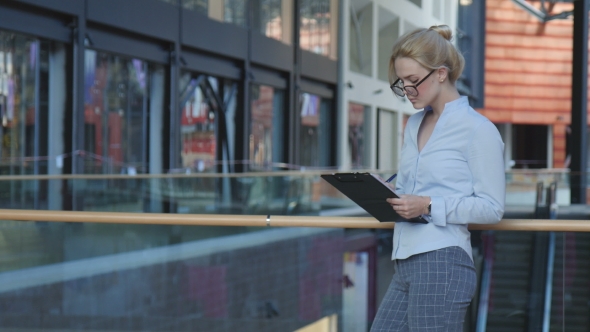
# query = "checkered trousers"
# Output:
<box><xmin>370</xmin><ymin>246</ymin><xmax>476</xmax><ymax>332</ymax></box>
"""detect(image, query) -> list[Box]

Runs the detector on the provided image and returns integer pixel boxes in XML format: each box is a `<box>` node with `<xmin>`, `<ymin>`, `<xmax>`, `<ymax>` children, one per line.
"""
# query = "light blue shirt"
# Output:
<box><xmin>393</xmin><ymin>96</ymin><xmax>505</xmax><ymax>261</ymax></box>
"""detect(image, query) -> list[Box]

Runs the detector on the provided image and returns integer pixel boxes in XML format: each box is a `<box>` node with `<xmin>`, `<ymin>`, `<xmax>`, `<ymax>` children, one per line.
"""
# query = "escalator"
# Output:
<box><xmin>549</xmin><ymin>232</ymin><xmax>590</xmax><ymax>331</ymax></box>
<box><xmin>476</xmin><ymin>182</ymin><xmax>590</xmax><ymax>331</ymax></box>
<box><xmin>483</xmin><ymin>230</ymin><xmax>535</xmax><ymax>332</ymax></box>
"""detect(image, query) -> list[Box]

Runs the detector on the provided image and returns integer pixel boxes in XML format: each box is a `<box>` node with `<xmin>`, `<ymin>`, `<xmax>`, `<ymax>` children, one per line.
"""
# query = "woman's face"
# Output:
<box><xmin>394</xmin><ymin>57</ymin><xmax>438</xmax><ymax>109</ymax></box>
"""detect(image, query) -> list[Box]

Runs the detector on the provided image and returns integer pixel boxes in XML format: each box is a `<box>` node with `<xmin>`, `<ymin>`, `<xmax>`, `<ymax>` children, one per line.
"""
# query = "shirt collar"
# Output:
<box><xmin>424</xmin><ymin>96</ymin><xmax>468</xmax><ymax>113</ymax></box>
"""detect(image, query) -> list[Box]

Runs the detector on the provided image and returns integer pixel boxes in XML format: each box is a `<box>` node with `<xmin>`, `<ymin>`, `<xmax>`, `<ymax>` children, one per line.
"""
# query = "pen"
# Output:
<box><xmin>386</xmin><ymin>173</ymin><xmax>397</xmax><ymax>183</ymax></box>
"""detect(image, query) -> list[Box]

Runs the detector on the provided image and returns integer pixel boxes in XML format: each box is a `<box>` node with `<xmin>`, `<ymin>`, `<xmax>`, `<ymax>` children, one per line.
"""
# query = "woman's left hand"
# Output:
<box><xmin>386</xmin><ymin>195</ymin><xmax>430</xmax><ymax>219</ymax></box>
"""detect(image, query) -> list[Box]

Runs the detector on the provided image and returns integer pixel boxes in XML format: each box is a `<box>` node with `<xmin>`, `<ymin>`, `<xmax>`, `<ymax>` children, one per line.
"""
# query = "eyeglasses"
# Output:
<box><xmin>390</xmin><ymin>70</ymin><xmax>436</xmax><ymax>97</ymax></box>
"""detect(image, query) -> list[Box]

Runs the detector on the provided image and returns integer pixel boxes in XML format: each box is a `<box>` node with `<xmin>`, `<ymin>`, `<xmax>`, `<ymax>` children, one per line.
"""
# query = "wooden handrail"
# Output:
<box><xmin>0</xmin><ymin>209</ymin><xmax>589</xmax><ymax>232</ymax></box>
<box><xmin>0</xmin><ymin>169</ymin><xmax>370</xmax><ymax>181</ymax></box>
<box><xmin>0</xmin><ymin>168</ymin><xmax>575</xmax><ymax>181</ymax></box>
<box><xmin>0</xmin><ymin>171</ymin><xmax>326</xmax><ymax>181</ymax></box>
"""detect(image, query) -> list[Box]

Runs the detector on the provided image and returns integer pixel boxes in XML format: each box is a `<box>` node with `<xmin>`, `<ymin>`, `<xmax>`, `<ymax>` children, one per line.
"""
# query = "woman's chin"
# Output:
<box><xmin>409</xmin><ymin>99</ymin><xmax>422</xmax><ymax>108</ymax></box>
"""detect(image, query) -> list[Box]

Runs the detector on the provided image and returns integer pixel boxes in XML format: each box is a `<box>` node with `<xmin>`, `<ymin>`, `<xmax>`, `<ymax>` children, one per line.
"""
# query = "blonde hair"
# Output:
<box><xmin>388</xmin><ymin>25</ymin><xmax>464</xmax><ymax>84</ymax></box>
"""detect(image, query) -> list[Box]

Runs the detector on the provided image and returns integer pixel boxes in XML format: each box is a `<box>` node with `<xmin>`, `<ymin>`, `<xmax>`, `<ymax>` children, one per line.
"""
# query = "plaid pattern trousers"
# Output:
<box><xmin>370</xmin><ymin>246</ymin><xmax>476</xmax><ymax>332</ymax></box>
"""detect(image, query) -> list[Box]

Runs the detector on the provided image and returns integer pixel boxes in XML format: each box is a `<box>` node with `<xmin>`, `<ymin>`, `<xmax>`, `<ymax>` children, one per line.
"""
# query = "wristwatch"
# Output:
<box><xmin>427</xmin><ymin>200</ymin><xmax>432</xmax><ymax>215</ymax></box>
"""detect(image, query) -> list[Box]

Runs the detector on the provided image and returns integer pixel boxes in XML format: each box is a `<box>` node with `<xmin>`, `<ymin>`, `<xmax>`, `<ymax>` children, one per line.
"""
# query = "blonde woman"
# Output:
<box><xmin>371</xmin><ymin>25</ymin><xmax>505</xmax><ymax>331</ymax></box>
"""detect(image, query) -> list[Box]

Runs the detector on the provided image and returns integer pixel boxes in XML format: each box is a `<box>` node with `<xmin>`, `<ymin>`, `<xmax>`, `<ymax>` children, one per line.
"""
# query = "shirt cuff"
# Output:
<box><xmin>420</xmin><ymin>214</ymin><xmax>432</xmax><ymax>223</ymax></box>
<box><xmin>430</xmin><ymin>196</ymin><xmax>446</xmax><ymax>226</ymax></box>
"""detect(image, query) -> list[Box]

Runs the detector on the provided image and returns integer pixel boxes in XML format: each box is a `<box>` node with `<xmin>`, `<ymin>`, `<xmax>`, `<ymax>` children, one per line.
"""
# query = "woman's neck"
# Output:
<box><xmin>429</xmin><ymin>86</ymin><xmax>461</xmax><ymax>117</ymax></box>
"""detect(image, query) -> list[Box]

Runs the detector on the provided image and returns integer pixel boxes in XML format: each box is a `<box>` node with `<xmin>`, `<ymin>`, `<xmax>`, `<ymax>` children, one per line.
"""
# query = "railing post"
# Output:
<box><xmin>542</xmin><ymin>182</ymin><xmax>557</xmax><ymax>332</ymax></box>
<box><xmin>475</xmin><ymin>231</ymin><xmax>494</xmax><ymax>332</ymax></box>
<box><xmin>534</xmin><ymin>181</ymin><xmax>547</xmax><ymax>219</ymax></box>
<box><xmin>528</xmin><ymin>182</ymin><xmax>551</xmax><ymax>331</ymax></box>
<box><xmin>570</xmin><ymin>0</ymin><xmax>589</xmax><ymax>204</ymax></box>
<box><xmin>529</xmin><ymin>181</ymin><xmax>557</xmax><ymax>332</ymax></box>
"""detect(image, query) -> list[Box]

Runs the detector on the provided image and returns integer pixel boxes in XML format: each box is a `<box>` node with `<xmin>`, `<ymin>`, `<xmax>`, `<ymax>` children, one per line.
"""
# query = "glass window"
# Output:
<box><xmin>182</xmin><ymin>0</ymin><xmax>208</xmax><ymax>15</ymax></box>
<box><xmin>378</xmin><ymin>8</ymin><xmax>399</xmax><ymax>82</ymax></box>
<box><xmin>512</xmin><ymin>124</ymin><xmax>548</xmax><ymax>169</ymax></box>
<box><xmin>252</xmin><ymin>0</ymin><xmax>283</xmax><ymax>42</ymax></box>
<box><xmin>444</xmin><ymin>0</ymin><xmax>453</xmax><ymax>24</ymax></box>
<box><xmin>349</xmin><ymin>2</ymin><xmax>373</xmax><ymax>76</ymax></box>
<box><xmin>299</xmin><ymin>93</ymin><xmax>331</xmax><ymax>168</ymax></box>
<box><xmin>83</xmin><ymin>51</ymin><xmax>155</xmax><ymax>174</ymax></box>
<box><xmin>178</xmin><ymin>74</ymin><xmax>238</xmax><ymax>173</ymax></box>
<box><xmin>432</xmin><ymin>0</ymin><xmax>441</xmax><ymax>19</ymax></box>
<box><xmin>0</xmin><ymin>33</ymin><xmax>40</xmax><ymax>175</ymax></box>
<box><xmin>377</xmin><ymin>109</ymin><xmax>399</xmax><ymax>171</ymax></box>
<box><xmin>0</xmin><ymin>31</ymin><xmax>67</xmax><ymax>210</ymax></box>
<box><xmin>225</xmin><ymin>0</ymin><xmax>247</xmax><ymax>27</ymax></box>
<box><xmin>159</xmin><ymin>0</ymin><xmax>180</xmax><ymax>6</ymax></box>
<box><xmin>408</xmin><ymin>0</ymin><xmax>422</xmax><ymax>8</ymax></box>
<box><xmin>348</xmin><ymin>103</ymin><xmax>370</xmax><ymax>169</ymax></box>
<box><xmin>300</xmin><ymin>0</ymin><xmax>335</xmax><ymax>59</ymax></box>
<box><xmin>249</xmin><ymin>84</ymin><xmax>285</xmax><ymax>170</ymax></box>
<box><xmin>404</xmin><ymin>21</ymin><xmax>419</xmax><ymax>36</ymax></box>
<box><xmin>176</xmin><ymin>74</ymin><xmax>238</xmax><ymax>215</ymax></box>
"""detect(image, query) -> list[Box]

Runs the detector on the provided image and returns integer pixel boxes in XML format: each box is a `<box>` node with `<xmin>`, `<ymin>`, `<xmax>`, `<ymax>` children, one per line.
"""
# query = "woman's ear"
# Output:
<box><xmin>437</xmin><ymin>67</ymin><xmax>448</xmax><ymax>83</ymax></box>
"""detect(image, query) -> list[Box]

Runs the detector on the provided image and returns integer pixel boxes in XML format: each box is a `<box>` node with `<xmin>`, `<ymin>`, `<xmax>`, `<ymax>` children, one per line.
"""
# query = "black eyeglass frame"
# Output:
<box><xmin>390</xmin><ymin>69</ymin><xmax>436</xmax><ymax>97</ymax></box>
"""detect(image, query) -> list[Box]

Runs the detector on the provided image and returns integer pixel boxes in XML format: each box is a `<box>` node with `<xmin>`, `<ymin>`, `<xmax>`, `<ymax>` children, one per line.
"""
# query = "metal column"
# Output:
<box><xmin>570</xmin><ymin>0</ymin><xmax>589</xmax><ymax>204</ymax></box>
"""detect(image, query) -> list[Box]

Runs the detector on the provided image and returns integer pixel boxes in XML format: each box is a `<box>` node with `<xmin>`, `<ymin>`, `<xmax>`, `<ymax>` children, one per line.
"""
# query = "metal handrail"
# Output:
<box><xmin>1</xmin><ymin>209</ymin><xmax>590</xmax><ymax>231</ymax></box>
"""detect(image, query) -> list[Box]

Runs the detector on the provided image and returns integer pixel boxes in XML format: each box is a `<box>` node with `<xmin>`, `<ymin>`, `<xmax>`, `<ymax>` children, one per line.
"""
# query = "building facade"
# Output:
<box><xmin>478</xmin><ymin>0</ymin><xmax>586</xmax><ymax>171</ymax></box>
<box><xmin>0</xmin><ymin>1</ymin><xmax>471</xmax><ymax>331</ymax></box>
<box><xmin>0</xmin><ymin>0</ymin><xmax>339</xmax><ymax>211</ymax></box>
<box><xmin>339</xmin><ymin>0</ymin><xmax>460</xmax><ymax>172</ymax></box>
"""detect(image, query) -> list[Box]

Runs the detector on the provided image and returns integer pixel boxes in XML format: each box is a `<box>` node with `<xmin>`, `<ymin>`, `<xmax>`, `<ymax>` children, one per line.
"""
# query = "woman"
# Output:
<box><xmin>371</xmin><ymin>25</ymin><xmax>505</xmax><ymax>331</ymax></box>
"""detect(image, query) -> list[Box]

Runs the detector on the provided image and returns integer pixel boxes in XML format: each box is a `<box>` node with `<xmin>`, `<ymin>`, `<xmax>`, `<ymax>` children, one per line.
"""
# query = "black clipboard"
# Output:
<box><xmin>321</xmin><ymin>172</ymin><xmax>427</xmax><ymax>223</ymax></box>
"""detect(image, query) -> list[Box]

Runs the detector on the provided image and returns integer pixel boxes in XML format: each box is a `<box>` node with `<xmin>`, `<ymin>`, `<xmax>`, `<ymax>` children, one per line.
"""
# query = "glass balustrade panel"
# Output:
<box><xmin>0</xmin><ymin>219</ymin><xmax>346</xmax><ymax>331</ymax></box>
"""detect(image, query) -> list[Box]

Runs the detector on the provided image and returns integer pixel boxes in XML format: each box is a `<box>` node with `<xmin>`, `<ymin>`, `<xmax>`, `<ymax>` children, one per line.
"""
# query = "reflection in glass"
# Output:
<box><xmin>0</xmin><ymin>31</ymin><xmax>65</xmax><ymax>210</ymax></box>
<box><xmin>84</xmin><ymin>51</ymin><xmax>153</xmax><ymax>174</ymax></box>
<box><xmin>180</xmin><ymin>76</ymin><xmax>216</xmax><ymax>172</ymax></box>
<box><xmin>0</xmin><ymin>33</ymin><xmax>40</xmax><ymax>174</ymax></box>
<box><xmin>158</xmin><ymin>0</ymin><xmax>180</xmax><ymax>6</ymax></box>
<box><xmin>177</xmin><ymin>74</ymin><xmax>237</xmax><ymax>215</ymax></box>
<box><xmin>300</xmin><ymin>0</ymin><xmax>332</xmax><ymax>57</ymax></box>
<box><xmin>249</xmin><ymin>84</ymin><xmax>285</xmax><ymax>170</ymax></box>
<box><xmin>299</xmin><ymin>93</ymin><xmax>331</xmax><ymax>168</ymax></box>
<box><xmin>178</xmin><ymin>73</ymin><xmax>238</xmax><ymax>173</ymax></box>
<box><xmin>432</xmin><ymin>0</ymin><xmax>441</xmax><ymax>19</ymax></box>
<box><xmin>378</xmin><ymin>8</ymin><xmax>399</xmax><ymax>82</ymax></box>
<box><xmin>252</xmin><ymin>0</ymin><xmax>283</xmax><ymax>41</ymax></box>
<box><xmin>348</xmin><ymin>103</ymin><xmax>370</xmax><ymax>169</ymax></box>
<box><xmin>182</xmin><ymin>0</ymin><xmax>208</xmax><ymax>14</ymax></box>
<box><xmin>349</xmin><ymin>2</ymin><xmax>372</xmax><ymax>76</ymax></box>
<box><xmin>0</xmin><ymin>217</ymin><xmax>343</xmax><ymax>331</ymax></box>
<box><xmin>225</xmin><ymin>0</ymin><xmax>247</xmax><ymax>27</ymax></box>
<box><xmin>377</xmin><ymin>109</ymin><xmax>398</xmax><ymax>171</ymax></box>
<box><xmin>409</xmin><ymin>0</ymin><xmax>422</xmax><ymax>7</ymax></box>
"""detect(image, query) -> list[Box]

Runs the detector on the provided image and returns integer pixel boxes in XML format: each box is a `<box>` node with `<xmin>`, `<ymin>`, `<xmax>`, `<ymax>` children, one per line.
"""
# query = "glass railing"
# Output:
<box><xmin>0</xmin><ymin>217</ymin><xmax>344</xmax><ymax>331</ymax></box>
<box><xmin>0</xmin><ymin>171</ymin><xmax>326</xmax><ymax>214</ymax></box>
<box><xmin>1</xmin><ymin>211</ymin><xmax>590</xmax><ymax>331</ymax></box>
<box><xmin>505</xmin><ymin>168</ymin><xmax>571</xmax><ymax>206</ymax></box>
<box><xmin>1</xmin><ymin>169</ymin><xmax>590</xmax><ymax>331</ymax></box>
<box><xmin>0</xmin><ymin>168</ymin><xmax>587</xmax><ymax>214</ymax></box>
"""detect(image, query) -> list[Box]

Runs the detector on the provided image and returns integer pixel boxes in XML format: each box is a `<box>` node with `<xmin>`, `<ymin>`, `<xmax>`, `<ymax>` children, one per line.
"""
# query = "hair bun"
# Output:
<box><xmin>429</xmin><ymin>25</ymin><xmax>453</xmax><ymax>41</ymax></box>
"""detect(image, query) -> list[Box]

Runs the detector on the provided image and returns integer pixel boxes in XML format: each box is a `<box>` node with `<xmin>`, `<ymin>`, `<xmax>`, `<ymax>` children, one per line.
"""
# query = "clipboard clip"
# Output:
<box><xmin>335</xmin><ymin>172</ymin><xmax>365</xmax><ymax>182</ymax></box>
